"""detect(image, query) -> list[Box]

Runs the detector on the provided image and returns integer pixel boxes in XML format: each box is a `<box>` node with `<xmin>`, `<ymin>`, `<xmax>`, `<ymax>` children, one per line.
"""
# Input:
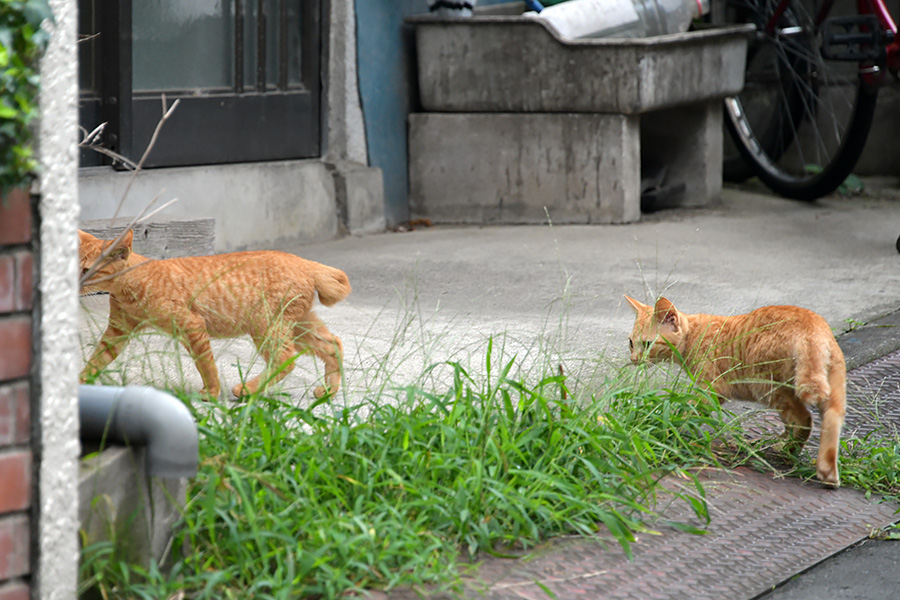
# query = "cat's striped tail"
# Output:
<box><xmin>313</xmin><ymin>264</ymin><xmax>351</xmax><ymax>306</ymax></box>
<box><xmin>816</xmin><ymin>355</ymin><xmax>846</xmax><ymax>486</ymax></box>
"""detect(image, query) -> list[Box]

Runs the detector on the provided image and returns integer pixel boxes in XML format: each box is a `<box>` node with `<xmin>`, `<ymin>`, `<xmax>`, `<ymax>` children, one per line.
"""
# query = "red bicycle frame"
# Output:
<box><xmin>762</xmin><ymin>0</ymin><xmax>900</xmax><ymax>82</ymax></box>
<box><xmin>866</xmin><ymin>0</ymin><xmax>900</xmax><ymax>73</ymax></box>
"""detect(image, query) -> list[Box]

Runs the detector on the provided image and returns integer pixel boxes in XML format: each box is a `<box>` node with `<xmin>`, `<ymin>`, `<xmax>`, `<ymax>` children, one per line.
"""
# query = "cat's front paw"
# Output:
<box><xmin>816</xmin><ymin>468</ymin><xmax>840</xmax><ymax>488</ymax></box>
<box><xmin>231</xmin><ymin>382</ymin><xmax>256</xmax><ymax>398</ymax></box>
<box><xmin>199</xmin><ymin>386</ymin><xmax>221</xmax><ymax>401</ymax></box>
<box><xmin>816</xmin><ymin>454</ymin><xmax>841</xmax><ymax>488</ymax></box>
<box><xmin>771</xmin><ymin>439</ymin><xmax>803</xmax><ymax>456</ymax></box>
<box><xmin>313</xmin><ymin>385</ymin><xmax>334</xmax><ymax>399</ymax></box>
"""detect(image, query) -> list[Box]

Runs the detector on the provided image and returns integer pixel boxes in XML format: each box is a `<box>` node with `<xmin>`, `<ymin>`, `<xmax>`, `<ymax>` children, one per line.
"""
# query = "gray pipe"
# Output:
<box><xmin>79</xmin><ymin>384</ymin><xmax>199</xmax><ymax>478</ymax></box>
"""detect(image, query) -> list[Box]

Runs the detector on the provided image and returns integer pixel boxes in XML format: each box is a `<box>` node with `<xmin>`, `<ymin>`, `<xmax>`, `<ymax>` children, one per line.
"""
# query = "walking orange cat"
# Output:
<box><xmin>625</xmin><ymin>296</ymin><xmax>846</xmax><ymax>487</ymax></box>
<box><xmin>79</xmin><ymin>229</ymin><xmax>350</xmax><ymax>399</ymax></box>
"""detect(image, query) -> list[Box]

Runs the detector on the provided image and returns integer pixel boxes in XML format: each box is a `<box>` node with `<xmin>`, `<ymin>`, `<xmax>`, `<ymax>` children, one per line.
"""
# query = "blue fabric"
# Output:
<box><xmin>354</xmin><ymin>0</ymin><xmax>512</xmax><ymax>225</ymax></box>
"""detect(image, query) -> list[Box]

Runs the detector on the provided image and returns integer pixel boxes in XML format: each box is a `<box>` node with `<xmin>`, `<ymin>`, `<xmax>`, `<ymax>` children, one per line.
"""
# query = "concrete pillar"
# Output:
<box><xmin>409</xmin><ymin>112</ymin><xmax>641</xmax><ymax>225</ymax></box>
<box><xmin>36</xmin><ymin>0</ymin><xmax>81</xmax><ymax>598</ymax></box>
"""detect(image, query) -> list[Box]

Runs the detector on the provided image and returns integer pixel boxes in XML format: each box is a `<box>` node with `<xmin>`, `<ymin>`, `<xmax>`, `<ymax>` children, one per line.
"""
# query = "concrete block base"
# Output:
<box><xmin>410</xmin><ymin>112</ymin><xmax>640</xmax><ymax>225</ymax></box>
<box><xmin>79</xmin><ymin>446</ymin><xmax>187</xmax><ymax>569</ymax></box>
<box><xmin>409</xmin><ymin>105</ymin><xmax>722</xmax><ymax>225</ymax></box>
<box><xmin>331</xmin><ymin>161</ymin><xmax>387</xmax><ymax>235</ymax></box>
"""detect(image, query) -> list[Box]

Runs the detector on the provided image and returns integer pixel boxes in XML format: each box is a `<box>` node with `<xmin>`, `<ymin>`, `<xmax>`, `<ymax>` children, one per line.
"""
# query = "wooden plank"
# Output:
<box><xmin>79</xmin><ymin>219</ymin><xmax>215</xmax><ymax>259</ymax></box>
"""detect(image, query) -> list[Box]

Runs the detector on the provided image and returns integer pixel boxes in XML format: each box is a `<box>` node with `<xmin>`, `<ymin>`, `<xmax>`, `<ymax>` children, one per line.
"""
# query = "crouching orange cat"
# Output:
<box><xmin>625</xmin><ymin>296</ymin><xmax>846</xmax><ymax>487</ymax></box>
<box><xmin>79</xmin><ymin>229</ymin><xmax>351</xmax><ymax>399</ymax></box>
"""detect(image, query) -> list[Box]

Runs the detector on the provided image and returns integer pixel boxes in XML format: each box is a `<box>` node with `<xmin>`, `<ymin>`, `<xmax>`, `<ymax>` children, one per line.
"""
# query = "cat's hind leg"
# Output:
<box><xmin>232</xmin><ymin>326</ymin><xmax>297</xmax><ymax>398</ymax></box>
<box><xmin>795</xmin><ymin>354</ymin><xmax>845</xmax><ymax>487</ymax></box>
<box><xmin>294</xmin><ymin>312</ymin><xmax>343</xmax><ymax>399</ymax></box>
<box><xmin>773</xmin><ymin>389</ymin><xmax>813</xmax><ymax>453</ymax></box>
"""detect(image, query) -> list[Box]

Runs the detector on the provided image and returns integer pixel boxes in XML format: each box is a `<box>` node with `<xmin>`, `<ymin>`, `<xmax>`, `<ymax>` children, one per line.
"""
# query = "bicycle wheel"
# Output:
<box><xmin>717</xmin><ymin>0</ymin><xmax>881</xmax><ymax>200</ymax></box>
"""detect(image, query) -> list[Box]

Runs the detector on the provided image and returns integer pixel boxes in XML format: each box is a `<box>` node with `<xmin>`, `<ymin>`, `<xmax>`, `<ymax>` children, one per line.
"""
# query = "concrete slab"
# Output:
<box><xmin>79</xmin><ymin>160</ymin><xmax>340</xmax><ymax>253</ymax></box>
<box><xmin>409</xmin><ymin>112</ymin><xmax>641</xmax><ymax>224</ymax></box>
<box><xmin>79</xmin><ymin>446</ymin><xmax>186</xmax><ymax>568</ymax></box>
<box><xmin>409</xmin><ymin>104</ymin><xmax>725</xmax><ymax>225</ymax></box>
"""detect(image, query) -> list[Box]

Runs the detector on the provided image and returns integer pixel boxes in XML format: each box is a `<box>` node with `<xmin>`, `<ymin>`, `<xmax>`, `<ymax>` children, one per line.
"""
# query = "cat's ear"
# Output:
<box><xmin>78</xmin><ymin>230</ymin><xmax>96</xmax><ymax>245</ymax></box>
<box><xmin>624</xmin><ymin>295</ymin><xmax>647</xmax><ymax>314</ymax></box>
<box><xmin>107</xmin><ymin>230</ymin><xmax>133</xmax><ymax>261</ymax></box>
<box><xmin>654</xmin><ymin>297</ymin><xmax>680</xmax><ymax>331</ymax></box>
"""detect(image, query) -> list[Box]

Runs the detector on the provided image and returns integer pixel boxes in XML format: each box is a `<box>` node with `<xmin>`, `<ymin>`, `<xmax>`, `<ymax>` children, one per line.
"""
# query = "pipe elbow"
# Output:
<box><xmin>79</xmin><ymin>384</ymin><xmax>199</xmax><ymax>478</ymax></box>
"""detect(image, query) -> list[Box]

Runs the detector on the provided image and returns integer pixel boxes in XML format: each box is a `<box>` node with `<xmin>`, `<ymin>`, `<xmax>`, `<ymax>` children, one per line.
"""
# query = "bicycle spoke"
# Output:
<box><xmin>721</xmin><ymin>0</ymin><xmax>880</xmax><ymax>199</ymax></box>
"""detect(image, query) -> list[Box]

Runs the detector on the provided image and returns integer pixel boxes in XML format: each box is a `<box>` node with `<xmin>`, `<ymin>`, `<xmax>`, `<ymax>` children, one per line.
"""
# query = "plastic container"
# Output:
<box><xmin>428</xmin><ymin>1</ymin><xmax>477</xmax><ymax>17</ymax></box>
<box><xmin>524</xmin><ymin>0</ymin><xmax>710</xmax><ymax>39</ymax></box>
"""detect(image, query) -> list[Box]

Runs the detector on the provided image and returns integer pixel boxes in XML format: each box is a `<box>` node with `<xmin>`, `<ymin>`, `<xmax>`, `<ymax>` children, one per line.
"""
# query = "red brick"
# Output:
<box><xmin>13</xmin><ymin>253</ymin><xmax>31</xmax><ymax>312</ymax></box>
<box><xmin>0</xmin><ymin>318</ymin><xmax>30</xmax><ymax>382</ymax></box>
<box><xmin>0</xmin><ymin>393</ymin><xmax>9</xmax><ymax>447</ymax></box>
<box><xmin>0</xmin><ymin>451</ymin><xmax>30</xmax><ymax>512</ymax></box>
<box><xmin>0</xmin><ymin>383</ymin><xmax>29</xmax><ymax>446</ymax></box>
<box><xmin>13</xmin><ymin>387</ymin><xmax>27</xmax><ymax>446</ymax></box>
<box><xmin>0</xmin><ymin>515</ymin><xmax>29</xmax><ymax>580</ymax></box>
<box><xmin>0</xmin><ymin>581</ymin><xmax>29</xmax><ymax>600</ymax></box>
<box><xmin>0</xmin><ymin>189</ymin><xmax>31</xmax><ymax>246</ymax></box>
<box><xmin>0</xmin><ymin>256</ymin><xmax>13</xmax><ymax>314</ymax></box>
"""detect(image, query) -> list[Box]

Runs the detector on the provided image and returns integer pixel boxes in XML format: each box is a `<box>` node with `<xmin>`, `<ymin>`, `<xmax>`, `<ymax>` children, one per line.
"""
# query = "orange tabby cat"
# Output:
<box><xmin>625</xmin><ymin>296</ymin><xmax>846</xmax><ymax>486</ymax></box>
<box><xmin>79</xmin><ymin>229</ymin><xmax>350</xmax><ymax>399</ymax></box>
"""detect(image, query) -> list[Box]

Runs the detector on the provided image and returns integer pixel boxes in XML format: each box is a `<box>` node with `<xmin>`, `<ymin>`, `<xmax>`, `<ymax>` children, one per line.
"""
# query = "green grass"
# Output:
<box><xmin>79</xmin><ymin>339</ymin><xmax>737</xmax><ymax>599</ymax></box>
<box><xmin>837</xmin><ymin>434</ymin><xmax>900</xmax><ymax>500</ymax></box>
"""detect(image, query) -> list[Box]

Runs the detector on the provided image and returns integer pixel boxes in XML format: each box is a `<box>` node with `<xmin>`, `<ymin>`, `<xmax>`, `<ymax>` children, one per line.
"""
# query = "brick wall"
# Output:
<box><xmin>0</xmin><ymin>188</ymin><xmax>35</xmax><ymax>599</ymax></box>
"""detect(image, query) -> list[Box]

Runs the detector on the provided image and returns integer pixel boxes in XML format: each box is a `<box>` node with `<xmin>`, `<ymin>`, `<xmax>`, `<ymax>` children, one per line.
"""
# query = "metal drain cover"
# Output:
<box><xmin>444</xmin><ymin>468</ymin><xmax>899</xmax><ymax>600</ymax></box>
<box><xmin>385</xmin><ymin>353</ymin><xmax>900</xmax><ymax>600</ymax></box>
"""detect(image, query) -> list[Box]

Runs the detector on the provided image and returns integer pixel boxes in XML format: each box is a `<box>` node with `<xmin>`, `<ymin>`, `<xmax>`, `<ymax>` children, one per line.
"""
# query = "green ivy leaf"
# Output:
<box><xmin>21</xmin><ymin>0</ymin><xmax>53</xmax><ymax>30</ymax></box>
<box><xmin>0</xmin><ymin>28</ymin><xmax>13</xmax><ymax>52</ymax></box>
<box><xmin>0</xmin><ymin>0</ymin><xmax>52</xmax><ymax>193</ymax></box>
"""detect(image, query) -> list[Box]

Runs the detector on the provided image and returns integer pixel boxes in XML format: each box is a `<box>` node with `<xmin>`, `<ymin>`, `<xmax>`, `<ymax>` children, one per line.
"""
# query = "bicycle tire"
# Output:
<box><xmin>717</xmin><ymin>0</ymin><xmax>880</xmax><ymax>200</ymax></box>
<box><xmin>722</xmin><ymin>6</ymin><xmax>811</xmax><ymax>184</ymax></box>
<box><xmin>722</xmin><ymin>143</ymin><xmax>757</xmax><ymax>183</ymax></box>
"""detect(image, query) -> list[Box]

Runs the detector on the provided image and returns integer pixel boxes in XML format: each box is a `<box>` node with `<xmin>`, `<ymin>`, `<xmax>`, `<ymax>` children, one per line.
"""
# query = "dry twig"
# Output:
<box><xmin>78</xmin><ymin>95</ymin><xmax>182</xmax><ymax>288</ymax></box>
<box><xmin>112</xmin><ymin>94</ymin><xmax>181</xmax><ymax>222</ymax></box>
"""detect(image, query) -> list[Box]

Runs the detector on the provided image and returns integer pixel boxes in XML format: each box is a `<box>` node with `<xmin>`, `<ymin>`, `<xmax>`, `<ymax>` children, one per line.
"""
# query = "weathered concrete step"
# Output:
<box><xmin>408</xmin><ymin>107</ymin><xmax>723</xmax><ymax>226</ymax></box>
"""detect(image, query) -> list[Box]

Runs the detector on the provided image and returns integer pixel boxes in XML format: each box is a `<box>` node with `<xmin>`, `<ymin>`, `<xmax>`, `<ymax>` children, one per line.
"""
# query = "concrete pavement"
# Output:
<box><xmin>755</xmin><ymin>537</ymin><xmax>900</xmax><ymax>600</ymax></box>
<box><xmin>81</xmin><ymin>184</ymin><xmax>900</xmax><ymax>400</ymax></box>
